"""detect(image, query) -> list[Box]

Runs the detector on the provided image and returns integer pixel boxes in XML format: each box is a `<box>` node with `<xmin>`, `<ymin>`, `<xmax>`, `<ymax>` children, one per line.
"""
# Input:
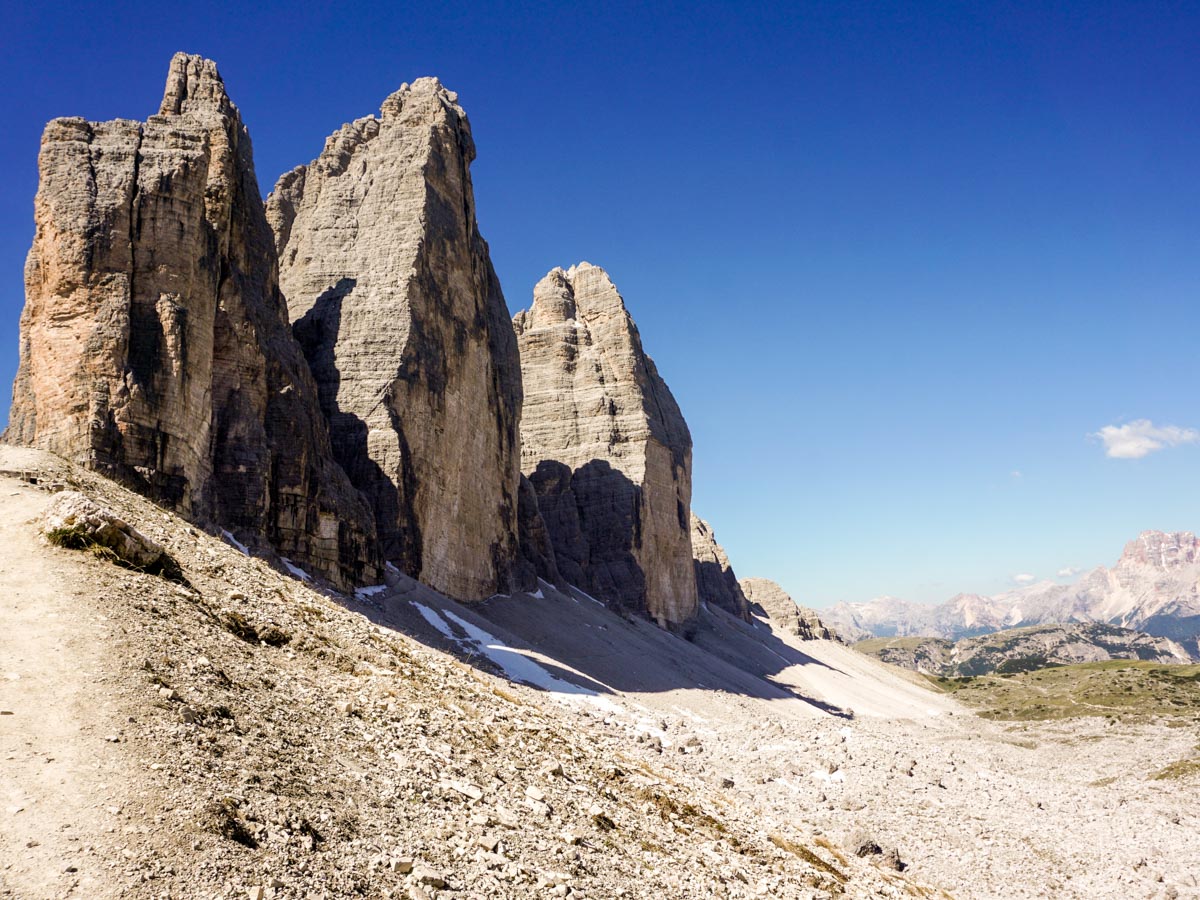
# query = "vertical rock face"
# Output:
<box><xmin>690</xmin><ymin>514</ymin><xmax>750</xmax><ymax>621</ymax></box>
<box><xmin>514</xmin><ymin>263</ymin><xmax>697</xmax><ymax>627</ymax></box>
<box><xmin>515</xmin><ymin>474</ymin><xmax>566</xmax><ymax>592</ymax></box>
<box><xmin>266</xmin><ymin>78</ymin><xmax>524</xmax><ymax>601</ymax></box>
<box><xmin>741</xmin><ymin>578</ymin><xmax>839</xmax><ymax>641</ymax></box>
<box><xmin>5</xmin><ymin>53</ymin><xmax>379</xmax><ymax>590</ymax></box>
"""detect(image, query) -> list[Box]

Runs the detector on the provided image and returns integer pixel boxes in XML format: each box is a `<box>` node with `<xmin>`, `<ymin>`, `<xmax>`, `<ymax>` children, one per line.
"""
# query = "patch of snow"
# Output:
<box><xmin>413</xmin><ymin>603</ymin><xmax>457</xmax><ymax>641</ymax></box>
<box><xmin>356</xmin><ymin>584</ymin><xmax>389</xmax><ymax>599</ymax></box>
<box><xmin>569</xmin><ymin>584</ymin><xmax>604</xmax><ymax>606</ymax></box>
<box><xmin>221</xmin><ymin>530</ymin><xmax>249</xmax><ymax>555</ymax></box>
<box><xmin>280</xmin><ymin>558</ymin><xmax>311</xmax><ymax>581</ymax></box>
<box><xmin>412</xmin><ymin>604</ymin><xmax>622</xmax><ymax>714</ymax></box>
<box><xmin>810</xmin><ymin>769</ymin><xmax>846</xmax><ymax>784</ymax></box>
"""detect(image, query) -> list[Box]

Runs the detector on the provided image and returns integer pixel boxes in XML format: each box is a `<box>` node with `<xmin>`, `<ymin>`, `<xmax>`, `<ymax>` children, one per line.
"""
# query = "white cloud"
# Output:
<box><xmin>1093</xmin><ymin>419</ymin><xmax>1200</xmax><ymax>459</ymax></box>
<box><xmin>1057</xmin><ymin>566</ymin><xmax>1080</xmax><ymax>578</ymax></box>
<box><xmin>1012</xmin><ymin>573</ymin><xmax>1036</xmax><ymax>585</ymax></box>
<box><xmin>1010</xmin><ymin>470</ymin><xmax>1023</xmax><ymax>479</ymax></box>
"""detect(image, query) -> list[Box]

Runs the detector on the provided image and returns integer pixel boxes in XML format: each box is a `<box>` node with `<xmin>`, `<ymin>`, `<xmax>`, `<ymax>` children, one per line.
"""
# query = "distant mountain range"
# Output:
<box><xmin>855</xmin><ymin>623</ymin><xmax>1193</xmax><ymax>677</ymax></box>
<box><xmin>825</xmin><ymin>531</ymin><xmax>1200</xmax><ymax>658</ymax></box>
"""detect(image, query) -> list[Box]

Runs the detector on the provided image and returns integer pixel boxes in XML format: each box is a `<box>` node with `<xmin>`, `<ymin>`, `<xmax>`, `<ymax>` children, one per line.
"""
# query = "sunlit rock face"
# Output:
<box><xmin>7</xmin><ymin>53</ymin><xmax>379</xmax><ymax>590</ymax></box>
<box><xmin>267</xmin><ymin>77</ymin><xmax>525</xmax><ymax>601</ymax></box>
<box><xmin>514</xmin><ymin>263</ymin><xmax>697</xmax><ymax>628</ymax></box>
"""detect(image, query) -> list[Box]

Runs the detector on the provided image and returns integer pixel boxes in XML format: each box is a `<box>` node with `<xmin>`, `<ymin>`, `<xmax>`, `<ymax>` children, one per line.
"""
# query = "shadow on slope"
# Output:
<box><xmin>336</xmin><ymin>571</ymin><xmax>964</xmax><ymax>720</ymax></box>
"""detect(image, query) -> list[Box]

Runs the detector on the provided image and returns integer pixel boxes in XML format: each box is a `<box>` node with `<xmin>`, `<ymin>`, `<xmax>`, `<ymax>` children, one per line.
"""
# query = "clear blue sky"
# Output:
<box><xmin>3</xmin><ymin>1</ymin><xmax>1197</xmax><ymax>607</ymax></box>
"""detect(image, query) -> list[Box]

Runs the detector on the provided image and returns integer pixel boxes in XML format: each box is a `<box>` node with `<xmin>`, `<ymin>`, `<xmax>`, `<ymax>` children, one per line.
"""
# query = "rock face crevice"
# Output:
<box><xmin>6</xmin><ymin>53</ymin><xmax>379</xmax><ymax>590</ymax></box>
<box><xmin>267</xmin><ymin>78</ymin><xmax>525</xmax><ymax>601</ymax></box>
<box><xmin>514</xmin><ymin>263</ymin><xmax>697</xmax><ymax>627</ymax></box>
<box><xmin>691</xmin><ymin>514</ymin><xmax>751</xmax><ymax>621</ymax></box>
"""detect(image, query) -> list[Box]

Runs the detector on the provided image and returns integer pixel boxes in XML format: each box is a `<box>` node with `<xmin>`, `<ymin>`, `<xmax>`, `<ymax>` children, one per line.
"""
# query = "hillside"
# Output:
<box><xmin>4</xmin><ymin>447</ymin><xmax>1200</xmax><ymax>899</ymax></box>
<box><xmin>925</xmin><ymin>659</ymin><xmax>1200</xmax><ymax>723</ymax></box>
<box><xmin>856</xmin><ymin>623</ymin><xmax>1192</xmax><ymax>677</ymax></box>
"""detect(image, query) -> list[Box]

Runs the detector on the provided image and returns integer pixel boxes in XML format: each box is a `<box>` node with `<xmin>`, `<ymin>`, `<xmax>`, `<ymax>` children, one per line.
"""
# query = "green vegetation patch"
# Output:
<box><xmin>926</xmin><ymin>660</ymin><xmax>1200</xmax><ymax>721</ymax></box>
<box><xmin>1151</xmin><ymin>758</ymin><xmax>1200</xmax><ymax>780</ymax></box>
<box><xmin>47</xmin><ymin>524</ymin><xmax>187</xmax><ymax>583</ymax></box>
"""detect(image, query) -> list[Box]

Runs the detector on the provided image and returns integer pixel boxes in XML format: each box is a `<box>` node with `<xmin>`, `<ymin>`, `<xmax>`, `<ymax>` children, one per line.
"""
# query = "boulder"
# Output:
<box><xmin>44</xmin><ymin>491</ymin><xmax>172</xmax><ymax>574</ymax></box>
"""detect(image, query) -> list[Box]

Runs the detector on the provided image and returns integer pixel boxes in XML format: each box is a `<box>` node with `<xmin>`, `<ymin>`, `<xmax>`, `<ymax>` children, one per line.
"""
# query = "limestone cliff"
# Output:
<box><xmin>514</xmin><ymin>263</ymin><xmax>697</xmax><ymax>627</ymax></box>
<box><xmin>266</xmin><ymin>78</ymin><xmax>524</xmax><ymax>601</ymax></box>
<box><xmin>690</xmin><ymin>514</ymin><xmax>751</xmax><ymax>621</ymax></box>
<box><xmin>741</xmin><ymin>578</ymin><xmax>839</xmax><ymax>641</ymax></box>
<box><xmin>6</xmin><ymin>53</ymin><xmax>378</xmax><ymax>590</ymax></box>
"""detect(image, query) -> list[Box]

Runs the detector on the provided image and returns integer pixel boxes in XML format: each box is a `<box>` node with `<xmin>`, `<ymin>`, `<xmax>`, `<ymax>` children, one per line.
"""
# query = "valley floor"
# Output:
<box><xmin>0</xmin><ymin>446</ymin><xmax>1197</xmax><ymax>899</ymax></box>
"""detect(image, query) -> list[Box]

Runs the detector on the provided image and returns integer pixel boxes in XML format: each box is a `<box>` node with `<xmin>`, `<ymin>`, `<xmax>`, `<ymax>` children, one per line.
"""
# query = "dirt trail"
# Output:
<box><xmin>0</xmin><ymin>469</ymin><xmax>135</xmax><ymax>898</ymax></box>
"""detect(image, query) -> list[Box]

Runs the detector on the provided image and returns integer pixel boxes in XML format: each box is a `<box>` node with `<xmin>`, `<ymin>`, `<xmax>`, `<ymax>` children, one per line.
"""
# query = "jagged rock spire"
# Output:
<box><xmin>266</xmin><ymin>77</ymin><xmax>525</xmax><ymax>601</ymax></box>
<box><xmin>514</xmin><ymin>263</ymin><xmax>698</xmax><ymax>628</ymax></box>
<box><xmin>6</xmin><ymin>53</ymin><xmax>379</xmax><ymax>590</ymax></box>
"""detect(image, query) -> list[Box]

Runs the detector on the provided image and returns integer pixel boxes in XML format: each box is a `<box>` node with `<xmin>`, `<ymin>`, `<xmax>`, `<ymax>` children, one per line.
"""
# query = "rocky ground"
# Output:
<box><xmin>1</xmin><ymin>446</ymin><xmax>1198</xmax><ymax>899</ymax></box>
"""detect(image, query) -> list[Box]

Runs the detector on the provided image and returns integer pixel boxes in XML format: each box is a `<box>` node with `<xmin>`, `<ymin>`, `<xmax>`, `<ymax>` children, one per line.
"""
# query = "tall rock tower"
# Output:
<box><xmin>6</xmin><ymin>53</ymin><xmax>379</xmax><ymax>590</ymax></box>
<box><xmin>513</xmin><ymin>263</ymin><xmax>698</xmax><ymax>628</ymax></box>
<box><xmin>266</xmin><ymin>79</ymin><xmax>524</xmax><ymax>601</ymax></box>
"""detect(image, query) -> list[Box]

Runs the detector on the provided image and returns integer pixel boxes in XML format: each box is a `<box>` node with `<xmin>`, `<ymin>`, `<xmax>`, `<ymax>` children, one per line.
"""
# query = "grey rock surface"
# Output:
<box><xmin>267</xmin><ymin>77</ymin><xmax>523</xmax><ymax>601</ymax></box>
<box><xmin>515</xmin><ymin>474</ymin><xmax>566</xmax><ymax>592</ymax></box>
<box><xmin>43</xmin><ymin>491</ymin><xmax>170</xmax><ymax>573</ymax></box>
<box><xmin>513</xmin><ymin>263</ymin><xmax>697</xmax><ymax>628</ymax></box>
<box><xmin>741</xmin><ymin>577</ymin><xmax>839</xmax><ymax>641</ymax></box>
<box><xmin>5</xmin><ymin>53</ymin><xmax>378</xmax><ymax>591</ymax></box>
<box><xmin>690</xmin><ymin>514</ymin><xmax>750</xmax><ymax>621</ymax></box>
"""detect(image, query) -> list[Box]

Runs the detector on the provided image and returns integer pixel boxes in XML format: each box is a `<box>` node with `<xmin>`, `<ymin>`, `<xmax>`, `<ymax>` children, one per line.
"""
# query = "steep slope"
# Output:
<box><xmin>4</xmin><ymin>53</ymin><xmax>377</xmax><ymax>591</ymax></box>
<box><xmin>741</xmin><ymin>577</ymin><xmax>840</xmax><ymax>641</ymax></box>
<box><xmin>690</xmin><ymin>513</ymin><xmax>750</xmax><ymax>620</ymax></box>
<box><xmin>824</xmin><ymin>530</ymin><xmax>1200</xmax><ymax>656</ymax></box>
<box><xmin>857</xmin><ymin>623</ymin><xmax>1192</xmax><ymax>677</ymax></box>
<box><xmin>0</xmin><ymin>445</ymin><xmax>952</xmax><ymax>900</ymax></box>
<box><xmin>513</xmin><ymin>263</ymin><xmax>697</xmax><ymax>628</ymax></box>
<box><xmin>266</xmin><ymin>78</ymin><xmax>524</xmax><ymax>602</ymax></box>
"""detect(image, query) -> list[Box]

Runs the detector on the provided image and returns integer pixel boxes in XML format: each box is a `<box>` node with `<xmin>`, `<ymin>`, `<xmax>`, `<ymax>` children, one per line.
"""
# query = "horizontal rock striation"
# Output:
<box><xmin>5</xmin><ymin>53</ymin><xmax>378</xmax><ymax>590</ymax></box>
<box><xmin>690</xmin><ymin>514</ymin><xmax>750</xmax><ymax>621</ymax></box>
<box><xmin>514</xmin><ymin>263</ymin><xmax>697</xmax><ymax>628</ymax></box>
<box><xmin>741</xmin><ymin>578</ymin><xmax>838</xmax><ymax>641</ymax></box>
<box><xmin>267</xmin><ymin>78</ymin><xmax>524</xmax><ymax>601</ymax></box>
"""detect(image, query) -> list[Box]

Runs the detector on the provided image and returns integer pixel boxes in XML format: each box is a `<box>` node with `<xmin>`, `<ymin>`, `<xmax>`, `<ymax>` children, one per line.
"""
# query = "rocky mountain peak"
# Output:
<box><xmin>157</xmin><ymin>52</ymin><xmax>233</xmax><ymax>118</ymax></box>
<box><xmin>741</xmin><ymin>578</ymin><xmax>839</xmax><ymax>641</ymax></box>
<box><xmin>515</xmin><ymin>263</ymin><xmax>697</xmax><ymax>627</ymax></box>
<box><xmin>5</xmin><ymin>52</ymin><xmax>380</xmax><ymax>590</ymax></box>
<box><xmin>1119</xmin><ymin>530</ymin><xmax>1200</xmax><ymax>570</ymax></box>
<box><xmin>266</xmin><ymin>75</ymin><xmax>524</xmax><ymax>601</ymax></box>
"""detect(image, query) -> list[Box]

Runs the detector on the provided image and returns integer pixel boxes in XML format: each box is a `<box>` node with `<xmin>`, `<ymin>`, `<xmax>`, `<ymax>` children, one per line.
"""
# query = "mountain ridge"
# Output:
<box><xmin>825</xmin><ymin>530</ymin><xmax>1200</xmax><ymax>658</ymax></box>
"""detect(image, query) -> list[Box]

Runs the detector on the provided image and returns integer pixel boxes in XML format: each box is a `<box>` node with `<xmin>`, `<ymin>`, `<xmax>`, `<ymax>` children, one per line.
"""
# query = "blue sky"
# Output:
<box><xmin>2</xmin><ymin>1</ymin><xmax>1197</xmax><ymax>607</ymax></box>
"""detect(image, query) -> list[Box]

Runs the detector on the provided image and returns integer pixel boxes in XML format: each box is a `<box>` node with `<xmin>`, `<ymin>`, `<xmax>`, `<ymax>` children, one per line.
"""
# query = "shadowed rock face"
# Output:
<box><xmin>5</xmin><ymin>53</ymin><xmax>379</xmax><ymax>591</ymax></box>
<box><xmin>267</xmin><ymin>78</ymin><xmax>524</xmax><ymax>601</ymax></box>
<box><xmin>741</xmin><ymin>577</ymin><xmax>839</xmax><ymax>641</ymax></box>
<box><xmin>514</xmin><ymin>263</ymin><xmax>697</xmax><ymax>628</ymax></box>
<box><xmin>691</xmin><ymin>514</ymin><xmax>750</xmax><ymax>621</ymax></box>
